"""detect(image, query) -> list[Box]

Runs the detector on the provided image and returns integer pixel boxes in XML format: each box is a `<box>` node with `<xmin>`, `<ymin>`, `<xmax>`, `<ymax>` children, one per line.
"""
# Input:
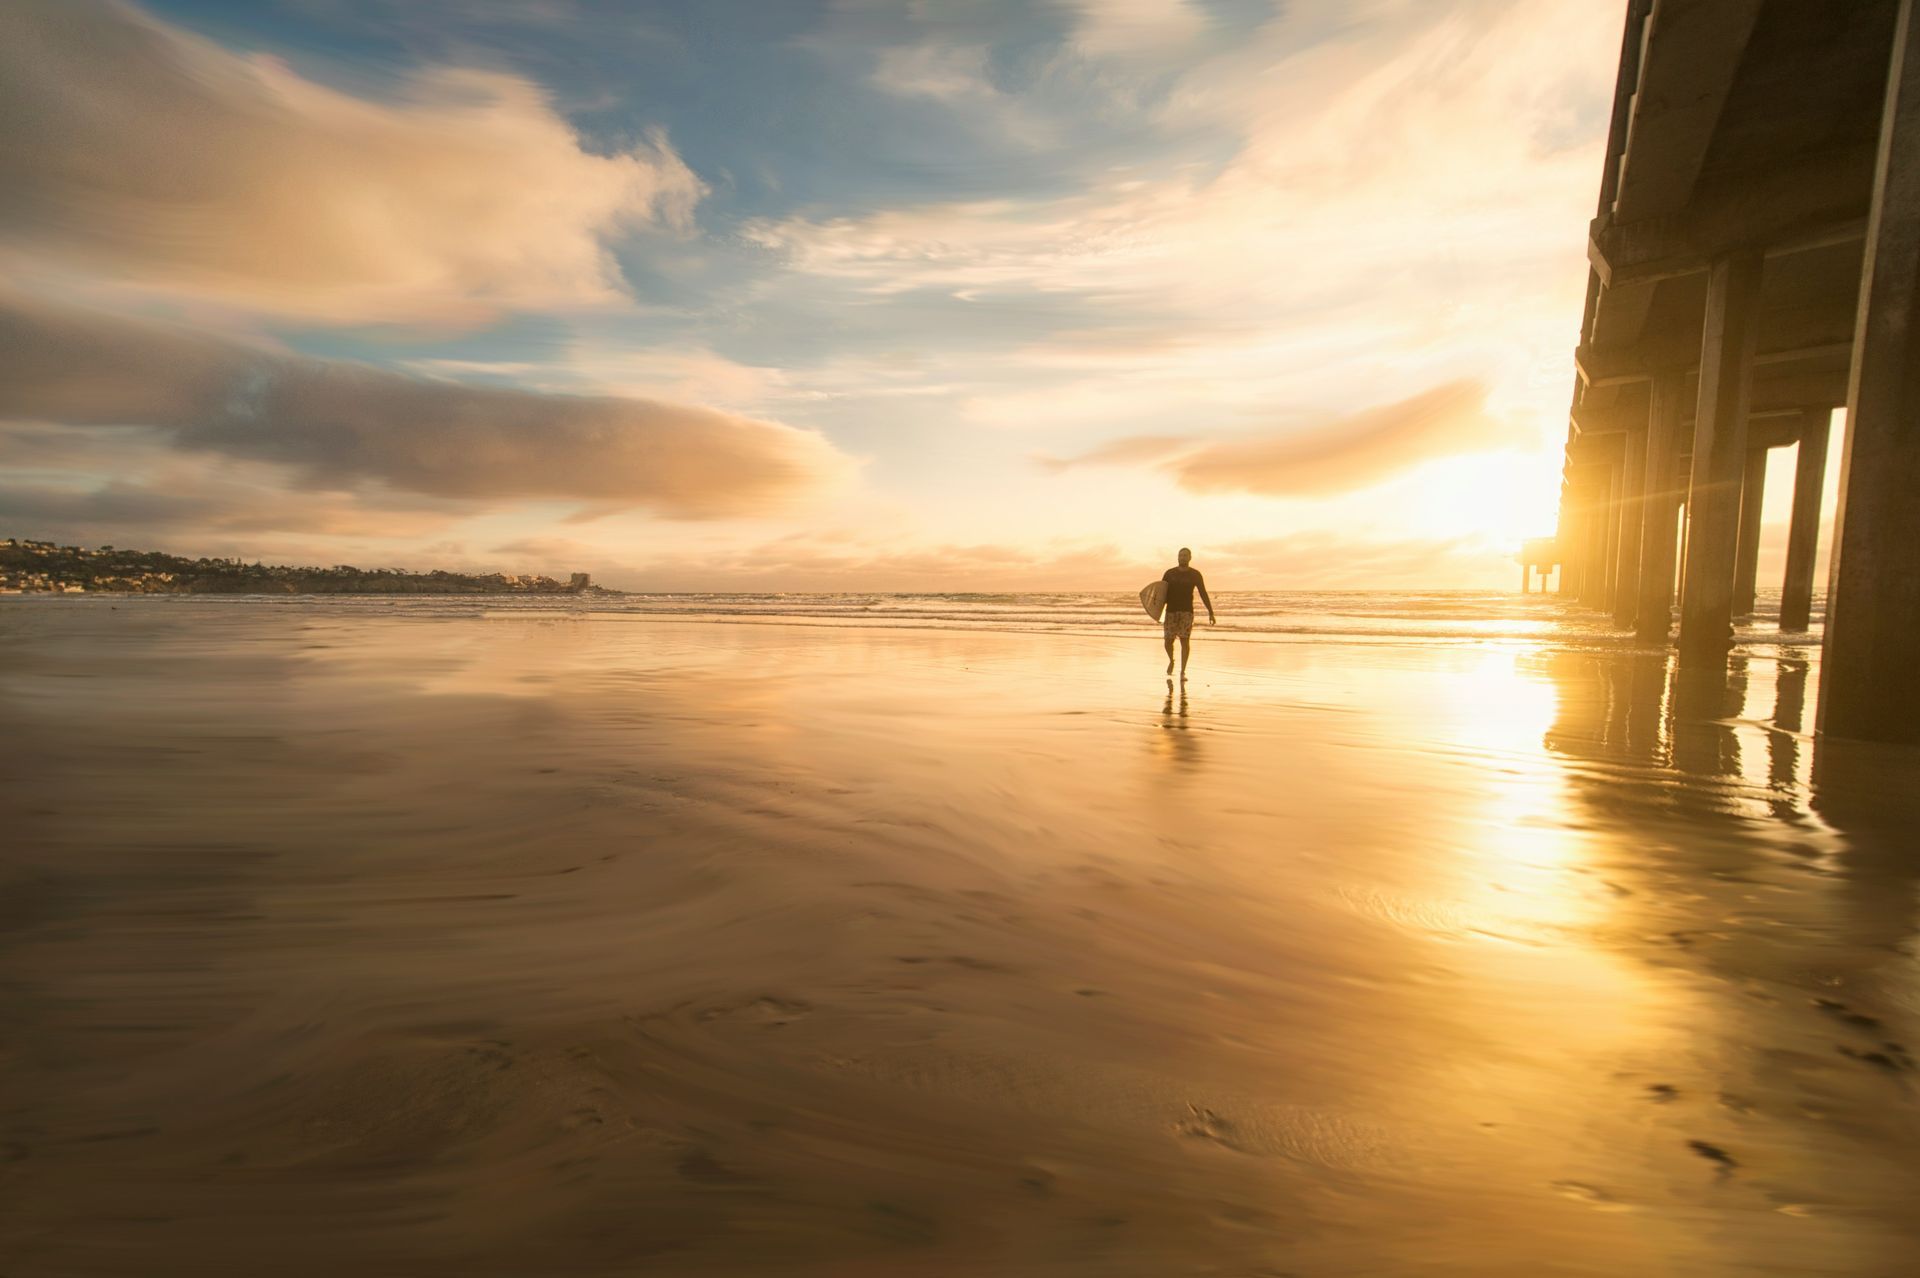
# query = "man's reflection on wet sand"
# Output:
<box><xmin>1152</xmin><ymin>677</ymin><xmax>1200</xmax><ymax>774</ymax></box>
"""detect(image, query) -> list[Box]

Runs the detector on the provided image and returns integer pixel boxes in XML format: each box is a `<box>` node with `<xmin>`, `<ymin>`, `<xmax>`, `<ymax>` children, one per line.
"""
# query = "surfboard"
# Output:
<box><xmin>1139</xmin><ymin>579</ymin><xmax>1166</xmax><ymax>620</ymax></box>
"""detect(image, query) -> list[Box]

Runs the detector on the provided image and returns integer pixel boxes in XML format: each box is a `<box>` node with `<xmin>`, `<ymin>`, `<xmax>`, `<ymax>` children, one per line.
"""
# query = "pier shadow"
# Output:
<box><xmin>1537</xmin><ymin>643</ymin><xmax>1920</xmax><ymax>978</ymax></box>
<box><xmin>1669</xmin><ymin>656</ymin><xmax>1747</xmax><ymax>781</ymax></box>
<box><xmin>1539</xmin><ymin>648</ymin><xmax>1674</xmax><ymax>768</ymax></box>
<box><xmin>1765</xmin><ymin>658</ymin><xmax>1810</xmax><ymax>820</ymax></box>
<box><xmin>1811</xmin><ymin>733</ymin><xmax>1920</xmax><ymax>959</ymax></box>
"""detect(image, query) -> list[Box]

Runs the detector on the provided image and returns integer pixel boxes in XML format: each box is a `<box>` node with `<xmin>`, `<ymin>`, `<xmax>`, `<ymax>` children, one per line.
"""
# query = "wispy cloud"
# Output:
<box><xmin>1067</xmin><ymin>0</ymin><xmax>1208</xmax><ymax>59</ymax></box>
<box><xmin>870</xmin><ymin>42</ymin><xmax>999</xmax><ymax>103</ymax></box>
<box><xmin>1038</xmin><ymin>435</ymin><xmax>1189</xmax><ymax>471</ymax></box>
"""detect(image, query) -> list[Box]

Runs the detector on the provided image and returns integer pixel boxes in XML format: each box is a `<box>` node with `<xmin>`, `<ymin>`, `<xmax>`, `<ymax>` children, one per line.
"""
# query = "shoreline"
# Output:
<box><xmin>0</xmin><ymin>589</ymin><xmax>1827</xmax><ymax>654</ymax></box>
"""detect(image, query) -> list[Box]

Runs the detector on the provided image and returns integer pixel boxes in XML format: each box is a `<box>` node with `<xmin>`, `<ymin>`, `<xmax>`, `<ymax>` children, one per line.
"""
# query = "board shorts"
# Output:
<box><xmin>1163</xmin><ymin>609</ymin><xmax>1195</xmax><ymax>640</ymax></box>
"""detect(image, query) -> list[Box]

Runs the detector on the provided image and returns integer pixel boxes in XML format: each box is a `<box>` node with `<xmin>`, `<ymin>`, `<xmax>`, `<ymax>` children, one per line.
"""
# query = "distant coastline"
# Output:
<box><xmin>0</xmin><ymin>537</ymin><xmax>610</xmax><ymax>597</ymax></box>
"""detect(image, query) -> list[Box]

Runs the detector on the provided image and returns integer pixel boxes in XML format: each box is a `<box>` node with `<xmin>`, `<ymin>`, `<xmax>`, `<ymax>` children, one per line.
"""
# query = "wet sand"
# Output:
<box><xmin>3</xmin><ymin>600</ymin><xmax>1918</xmax><ymax>1276</ymax></box>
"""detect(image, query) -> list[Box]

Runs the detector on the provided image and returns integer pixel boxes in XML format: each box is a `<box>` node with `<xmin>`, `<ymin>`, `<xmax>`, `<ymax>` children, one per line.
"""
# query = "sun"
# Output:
<box><xmin>1392</xmin><ymin>449</ymin><xmax>1566</xmax><ymax>545</ymax></box>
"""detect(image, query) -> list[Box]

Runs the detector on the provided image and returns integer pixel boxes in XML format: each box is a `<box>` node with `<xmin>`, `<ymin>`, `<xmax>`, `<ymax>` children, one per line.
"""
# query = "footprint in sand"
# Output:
<box><xmin>676</xmin><ymin>1148</ymin><xmax>744</xmax><ymax>1183</ymax></box>
<box><xmin>697</xmin><ymin>996</ymin><xmax>813</xmax><ymax>1027</ymax></box>
<box><xmin>462</xmin><ymin>1041</ymin><xmax>515</xmax><ymax>1072</ymax></box>
<box><xmin>1551</xmin><ymin>1181</ymin><xmax>1632</xmax><ymax>1211</ymax></box>
<box><xmin>1176</xmin><ymin>1104</ymin><xmax>1246</xmax><ymax>1152</ymax></box>
<box><xmin>560</xmin><ymin>1107</ymin><xmax>606</xmax><ymax>1131</ymax></box>
<box><xmin>1812</xmin><ymin>997</ymin><xmax>1884</xmax><ymax>1032</ymax></box>
<box><xmin>1837</xmin><ymin>1042</ymin><xmax>1915</xmax><ymax>1072</ymax></box>
<box><xmin>894</xmin><ymin>954</ymin><xmax>1015</xmax><ymax>973</ymax></box>
<box><xmin>1687</xmin><ymin>1140</ymin><xmax>1738</xmax><ymax>1175</ymax></box>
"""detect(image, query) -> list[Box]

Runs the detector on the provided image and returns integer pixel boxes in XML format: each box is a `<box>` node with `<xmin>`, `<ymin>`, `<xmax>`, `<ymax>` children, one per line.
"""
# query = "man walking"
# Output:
<box><xmin>1160</xmin><ymin>547</ymin><xmax>1214</xmax><ymax>678</ymax></box>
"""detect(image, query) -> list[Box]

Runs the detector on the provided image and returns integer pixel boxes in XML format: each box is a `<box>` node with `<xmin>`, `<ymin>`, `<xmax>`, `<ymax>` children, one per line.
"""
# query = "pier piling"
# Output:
<box><xmin>1777</xmin><ymin>408</ymin><xmax>1830</xmax><ymax>631</ymax></box>
<box><xmin>1731</xmin><ymin>447</ymin><xmax>1769</xmax><ymax>618</ymax></box>
<box><xmin>1677</xmin><ymin>251</ymin><xmax>1763</xmax><ymax>668</ymax></box>
<box><xmin>1820</xmin><ymin>0</ymin><xmax>1920</xmax><ymax>742</ymax></box>
<box><xmin>1635</xmin><ymin>371</ymin><xmax>1688</xmax><ymax>642</ymax></box>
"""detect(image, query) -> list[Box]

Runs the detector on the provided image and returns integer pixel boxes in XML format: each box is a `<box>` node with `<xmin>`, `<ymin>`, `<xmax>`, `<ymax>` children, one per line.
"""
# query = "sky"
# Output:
<box><xmin>0</xmin><ymin>0</ymin><xmax>1631</xmax><ymax>591</ymax></box>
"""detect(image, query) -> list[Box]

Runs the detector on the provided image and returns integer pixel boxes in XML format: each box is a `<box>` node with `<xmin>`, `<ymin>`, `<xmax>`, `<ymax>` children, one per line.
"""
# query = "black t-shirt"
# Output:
<box><xmin>1162</xmin><ymin>565</ymin><xmax>1204</xmax><ymax>613</ymax></box>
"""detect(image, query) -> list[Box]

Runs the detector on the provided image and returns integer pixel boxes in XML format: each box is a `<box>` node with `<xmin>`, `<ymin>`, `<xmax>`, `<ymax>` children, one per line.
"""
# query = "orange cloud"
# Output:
<box><xmin>1045</xmin><ymin>380</ymin><xmax>1525</xmax><ymax>498</ymax></box>
<box><xmin>0</xmin><ymin>293</ymin><xmax>849</xmax><ymax>518</ymax></box>
<box><xmin>1035</xmin><ymin>435</ymin><xmax>1188</xmax><ymax>471</ymax></box>
<box><xmin>0</xmin><ymin>0</ymin><xmax>702</xmax><ymax>324</ymax></box>
<box><xmin>1171</xmin><ymin>380</ymin><xmax>1520</xmax><ymax>496</ymax></box>
<box><xmin>0</xmin><ymin>476</ymin><xmax>457</xmax><ymax>539</ymax></box>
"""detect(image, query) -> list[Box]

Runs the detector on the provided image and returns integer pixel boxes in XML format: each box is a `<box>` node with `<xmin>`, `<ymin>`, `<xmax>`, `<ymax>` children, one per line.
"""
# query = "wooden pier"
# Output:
<box><xmin>1556</xmin><ymin>0</ymin><xmax>1920</xmax><ymax>743</ymax></box>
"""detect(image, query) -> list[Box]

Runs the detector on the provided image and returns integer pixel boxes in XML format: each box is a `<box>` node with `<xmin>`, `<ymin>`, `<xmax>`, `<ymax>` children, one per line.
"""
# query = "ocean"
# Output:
<box><xmin>90</xmin><ymin>586</ymin><xmax>1822</xmax><ymax>649</ymax></box>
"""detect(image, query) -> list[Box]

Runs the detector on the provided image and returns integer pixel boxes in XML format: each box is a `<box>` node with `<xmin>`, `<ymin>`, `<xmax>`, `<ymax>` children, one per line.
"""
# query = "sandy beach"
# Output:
<box><xmin>3</xmin><ymin>597</ymin><xmax>1918</xmax><ymax>1276</ymax></box>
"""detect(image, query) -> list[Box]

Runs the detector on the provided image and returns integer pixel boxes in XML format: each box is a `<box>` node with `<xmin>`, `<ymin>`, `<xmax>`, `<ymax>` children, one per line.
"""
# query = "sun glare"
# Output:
<box><xmin>1390</xmin><ymin>449</ymin><xmax>1566</xmax><ymax>545</ymax></box>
